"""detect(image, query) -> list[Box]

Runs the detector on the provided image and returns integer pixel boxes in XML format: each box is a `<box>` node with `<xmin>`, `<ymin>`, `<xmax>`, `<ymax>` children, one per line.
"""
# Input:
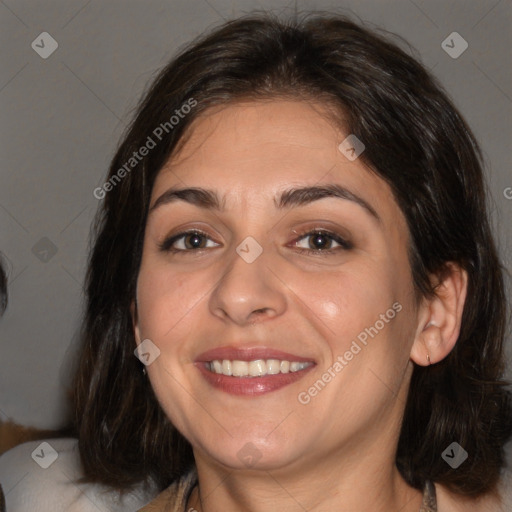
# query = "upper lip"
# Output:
<box><xmin>195</xmin><ymin>346</ymin><xmax>315</xmax><ymax>363</ymax></box>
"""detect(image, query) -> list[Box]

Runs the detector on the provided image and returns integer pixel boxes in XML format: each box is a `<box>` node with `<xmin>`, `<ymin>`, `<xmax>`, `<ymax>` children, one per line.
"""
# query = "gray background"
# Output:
<box><xmin>0</xmin><ymin>0</ymin><xmax>511</xmax><ymax>439</ymax></box>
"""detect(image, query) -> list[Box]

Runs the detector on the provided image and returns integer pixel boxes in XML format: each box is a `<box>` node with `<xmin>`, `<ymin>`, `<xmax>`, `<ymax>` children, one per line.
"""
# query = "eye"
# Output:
<box><xmin>293</xmin><ymin>229</ymin><xmax>352</xmax><ymax>256</ymax></box>
<box><xmin>159</xmin><ymin>228</ymin><xmax>352</xmax><ymax>256</ymax></box>
<box><xmin>159</xmin><ymin>230</ymin><xmax>220</xmax><ymax>253</ymax></box>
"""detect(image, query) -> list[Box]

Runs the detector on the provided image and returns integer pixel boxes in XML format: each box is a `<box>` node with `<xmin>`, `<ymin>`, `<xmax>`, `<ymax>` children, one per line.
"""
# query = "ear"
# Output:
<box><xmin>131</xmin><ymin>299</ymin><xmax>142</xmax><ymax>346</ymax></box>
<box><xmin>410</xmin><ymin>263</ymin><xmax>468</xmax><ymax>366</ymax></box>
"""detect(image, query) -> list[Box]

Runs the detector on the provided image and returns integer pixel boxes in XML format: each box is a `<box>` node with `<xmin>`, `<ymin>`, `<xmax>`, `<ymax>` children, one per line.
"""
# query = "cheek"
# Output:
<box><xmin>135</xmin><ymin>262</ymin><xmax>197</xmax><ymax>341</ymax></box>
<box><xmin>302</xmin><ymin>266</ymin><xmax>415</xmax><ymax>398</ymax></box>
<box><xmin>299</xmin><ymin>265</ymin><xmax>399</xmax><ymax>341</ymax></box>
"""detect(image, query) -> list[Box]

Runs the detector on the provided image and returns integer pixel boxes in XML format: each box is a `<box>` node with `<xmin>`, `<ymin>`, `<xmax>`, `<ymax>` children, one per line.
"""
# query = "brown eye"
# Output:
<box><xmin>306</xmin><ymin>232</ymin><xmax>334</xmax><ymax>250</ymax></box>
<box><xmin>159</xmin><ymin>230</ymin><xmax>219</xmax><ymax>253</ymax></box>
<box><xmin>182</xmin><ymin>232</ymin><xmax>207</xmax><ymax>250</ymax></box>
<box><xmin>293</xmin><ymin>229</ymin><xmax>353</xmax><ymax>255</ymax></box>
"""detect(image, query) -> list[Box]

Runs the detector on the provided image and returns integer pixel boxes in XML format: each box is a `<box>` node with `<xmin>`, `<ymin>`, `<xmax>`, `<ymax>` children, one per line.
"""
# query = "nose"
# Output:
<box><xmin>209</xmin><ymin>244</ymin><xmax>287</xmax><ymax>326</ymax></box>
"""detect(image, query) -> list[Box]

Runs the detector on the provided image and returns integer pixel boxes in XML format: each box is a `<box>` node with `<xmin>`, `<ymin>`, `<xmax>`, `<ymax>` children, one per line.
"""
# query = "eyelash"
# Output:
<box><xmin>292</xmin><ymin>228</ymin><xmax>353</xmax><ymax>256</ymax></box>
<box><xmin>159</xmin><ymin>228</ymin><xmax>353</xmax><ymax>256</ymax></box>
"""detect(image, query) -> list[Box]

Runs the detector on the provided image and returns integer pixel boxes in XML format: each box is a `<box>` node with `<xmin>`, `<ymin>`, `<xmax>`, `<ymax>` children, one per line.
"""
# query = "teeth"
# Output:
<box><xmin>289</xmin><ymin>362</ymin><xmax>302</xmax><ymax>372</ymax></box>
<box><xmin>222</xmin><ymin>359</ymin><xmax>232</xmax><ymax>376</ymax></box>
<box><xmin>249</xmin><ymin>360</ymin><xmax>266</xmax><ymax>377</ymax></box>
<box><xmin>267</xmin><ymin>359</ymin><xmax>280</xmax><ymax>375</ymax></box>
<box><xmin>232</xmin><ymin>360</ymin><xmax>248</xmax><ymax>377</ymax></box>
<box><xmin>207</xmin><ymin>359</ymin><xmax>312</xmax><ymax>377</ymax></box>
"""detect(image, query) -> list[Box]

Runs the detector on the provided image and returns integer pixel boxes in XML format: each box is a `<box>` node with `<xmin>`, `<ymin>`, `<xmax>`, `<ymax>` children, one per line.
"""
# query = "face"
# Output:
<box><xmin>133</xmin><ymin>100</ymin><xmax>421</xmax><ymax>473</ymax></box>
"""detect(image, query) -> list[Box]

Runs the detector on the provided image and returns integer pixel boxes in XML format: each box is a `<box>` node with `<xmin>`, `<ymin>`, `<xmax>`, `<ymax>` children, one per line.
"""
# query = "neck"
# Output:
<box><xmin>188</xmin><ymin>445</ymin><xmax>423</xmax><ymax>512</ymax></box>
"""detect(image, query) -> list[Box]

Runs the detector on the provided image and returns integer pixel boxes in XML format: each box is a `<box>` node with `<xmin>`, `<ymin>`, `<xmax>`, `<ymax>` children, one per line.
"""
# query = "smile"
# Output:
<box><xmin>195</xmin><ymin>346</ymin><xmax>316</xmax><ymax>396</ymax></box>
<box><xmin>206</xmin><ymin>359</ymin><xmax>313</xmax><ymax>377</ymax></box>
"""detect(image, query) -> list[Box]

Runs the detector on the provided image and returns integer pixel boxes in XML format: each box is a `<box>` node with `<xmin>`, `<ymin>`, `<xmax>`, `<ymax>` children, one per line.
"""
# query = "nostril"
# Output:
<box><xmin>250</xmin><ymin>308</ymin><xmax>270</xmax><ymax>322</ymax></box>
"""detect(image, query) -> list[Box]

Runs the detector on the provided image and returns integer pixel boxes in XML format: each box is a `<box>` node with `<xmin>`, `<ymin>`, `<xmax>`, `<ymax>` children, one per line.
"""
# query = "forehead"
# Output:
<box><xmin>152</xmin><ymin>100</ymin><xmax>403</xmax><ymax>226</ymax></box>
<box><xmin>168</xmin><ymin>100</ymin><xmax>344</xmax><ymax>174</ymax></box>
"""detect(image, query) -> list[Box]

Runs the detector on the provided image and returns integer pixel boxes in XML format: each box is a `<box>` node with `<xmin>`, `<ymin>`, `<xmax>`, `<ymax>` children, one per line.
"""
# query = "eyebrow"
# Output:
<box><xmin>149</xmin><ymin>183</ymin><xmax>380</xmax><ymax>221</ymax></box>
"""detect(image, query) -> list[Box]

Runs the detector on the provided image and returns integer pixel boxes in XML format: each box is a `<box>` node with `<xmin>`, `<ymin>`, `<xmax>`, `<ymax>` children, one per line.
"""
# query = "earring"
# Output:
<box><xmin>142</xmin><ymin>367</ymin><xmax>147</xmax><ymax>376</ymax></box>
<box><xmin>426</xmin><ymin>353</ymin><xmax>431</xmax><ymax>365</ymax></box>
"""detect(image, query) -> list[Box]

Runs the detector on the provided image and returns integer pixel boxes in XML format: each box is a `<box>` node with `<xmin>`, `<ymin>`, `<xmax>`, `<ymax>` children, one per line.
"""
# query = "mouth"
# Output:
<box><xmin>206</xmin><ymin>358</ymin><xmax>313</xmax><ymax>377</ymax></box>
<box><xmin>195</xmin><ymin>347</ymin><xmax>316</xmax><ymax>396</ymax></box>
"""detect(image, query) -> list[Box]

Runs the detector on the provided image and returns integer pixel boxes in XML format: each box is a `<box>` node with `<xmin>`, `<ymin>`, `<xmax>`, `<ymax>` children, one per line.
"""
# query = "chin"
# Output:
<box><xmin>196</xmin><ymin>434</ymin><xmax>305</xmax><ymax>472</ymax></box>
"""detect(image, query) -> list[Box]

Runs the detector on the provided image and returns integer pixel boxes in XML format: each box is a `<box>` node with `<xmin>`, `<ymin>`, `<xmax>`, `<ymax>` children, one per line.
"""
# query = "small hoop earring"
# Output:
<box><xmin>426</xmin><ymin>353</ymin><xmax>431</xmax><ymax>365</ymax></box>
<box><xmin>142</xmin><ymin>367</ymin><xmax>147</xmax><ymax>376</ymax></box>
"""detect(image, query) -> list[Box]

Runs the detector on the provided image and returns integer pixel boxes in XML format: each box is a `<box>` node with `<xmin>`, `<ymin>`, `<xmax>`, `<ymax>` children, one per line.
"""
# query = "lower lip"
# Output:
<box><xmin>195</xmin><ymin>363</ymin><xmax>315</xmax><ymax>396</ymax></box>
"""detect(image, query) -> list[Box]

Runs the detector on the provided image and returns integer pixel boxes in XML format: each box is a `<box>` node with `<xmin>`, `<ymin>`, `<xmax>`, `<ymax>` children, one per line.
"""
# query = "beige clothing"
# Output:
<box><xmin>137</xmin><ymin>468</ymin><xmax>197</xmax><ymax>512</ymax></box>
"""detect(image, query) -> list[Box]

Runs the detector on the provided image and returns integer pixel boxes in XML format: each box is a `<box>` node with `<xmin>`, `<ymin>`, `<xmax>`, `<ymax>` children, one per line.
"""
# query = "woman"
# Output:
<box><xmin>3</xmin><ymin>11</ymin><xmax>511</xmax><ymax>512</ymax></box>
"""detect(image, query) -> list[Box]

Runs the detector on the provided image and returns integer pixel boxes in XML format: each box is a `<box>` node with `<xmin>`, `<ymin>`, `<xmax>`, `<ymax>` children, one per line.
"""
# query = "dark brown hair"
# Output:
<box><xmin>71</xmin><ymin>11</ymin><xmax>512</xmax><ymax>498</ymax></box>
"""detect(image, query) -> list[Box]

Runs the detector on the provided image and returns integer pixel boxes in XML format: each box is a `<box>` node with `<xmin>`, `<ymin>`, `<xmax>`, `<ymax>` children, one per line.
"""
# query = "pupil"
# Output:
<box><xmin>312</xmin><ymin>233</ymin><xmax>328</xmax><ymax>249</ymax></box>
<box><xmin>187</xmin><ymin>233</ymin><xmax>204</xmax><ymax>249</ymax></box>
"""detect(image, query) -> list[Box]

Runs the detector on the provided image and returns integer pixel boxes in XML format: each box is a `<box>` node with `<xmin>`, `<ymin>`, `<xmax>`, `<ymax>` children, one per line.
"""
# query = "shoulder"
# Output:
<box><xmin>435</xmin><ymin>469</ymin><xmax>512</xmax><ymax>512</ymax></box>
<box><xmin>138</xmin><ymin>467</ymin><xmax>197</xmax><ymax>512</ymax></box>
<box><xmin>0</xmin><ymin>438</ymin><xmax>159</xmax><ymax>512</ymax></box>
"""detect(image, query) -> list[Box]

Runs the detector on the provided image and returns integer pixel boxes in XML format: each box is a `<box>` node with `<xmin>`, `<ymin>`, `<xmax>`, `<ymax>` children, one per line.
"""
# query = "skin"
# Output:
<box><xmin>133</xmin><ymin>99</ymin><xmax>471</xmax><ymax>511</ymax></box>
